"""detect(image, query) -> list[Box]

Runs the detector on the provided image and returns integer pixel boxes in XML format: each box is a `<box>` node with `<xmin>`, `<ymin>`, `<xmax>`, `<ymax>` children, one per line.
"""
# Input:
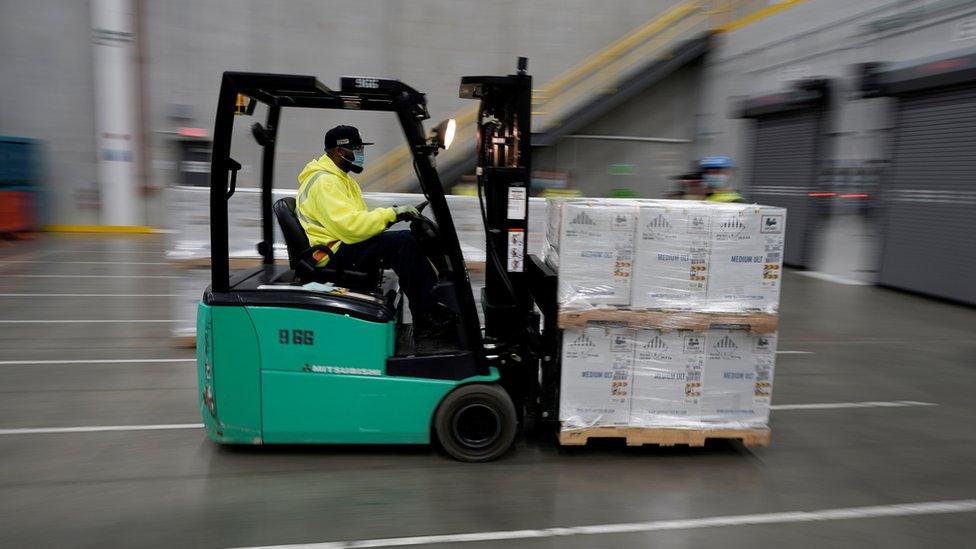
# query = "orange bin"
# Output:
<box><xmin>0</xmin><ymin>191</ymin><xmax>35</xmax><ymax>232</ymax></box>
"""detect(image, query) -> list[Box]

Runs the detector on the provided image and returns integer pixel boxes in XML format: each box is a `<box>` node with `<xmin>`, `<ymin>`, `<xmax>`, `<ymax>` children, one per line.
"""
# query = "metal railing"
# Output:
<box><xmin>359</xmin><ymin>0</ymin><xmax>804</xmax><ymax>192</ymax></box>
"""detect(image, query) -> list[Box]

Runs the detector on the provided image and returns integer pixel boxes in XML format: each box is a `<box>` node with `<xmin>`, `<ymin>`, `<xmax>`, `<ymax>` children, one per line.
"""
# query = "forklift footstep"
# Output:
<box><xmin>395</xmin><ymin>324</ymin><xmax>463</xmax><ymax>356</ymax></box>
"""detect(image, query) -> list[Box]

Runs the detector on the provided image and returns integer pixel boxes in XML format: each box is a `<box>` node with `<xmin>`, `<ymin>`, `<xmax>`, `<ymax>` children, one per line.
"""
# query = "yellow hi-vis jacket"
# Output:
<box><xmin>296</xmin><ymin>154</ymin><xmax>396</xmax><ymax>265</ymax></box>
<box><xmin>706</xmin><ymin>190</ymin><xmax>746</xmax><ymax>203</ymax></box>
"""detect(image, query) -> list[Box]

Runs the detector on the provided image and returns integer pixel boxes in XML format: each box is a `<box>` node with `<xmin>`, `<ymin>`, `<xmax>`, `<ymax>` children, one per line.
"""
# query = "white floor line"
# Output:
<box><xmin>0</xmin><ymin>319</ymin><xmax>179</xmax><ymax>324</ymax></box>
<box><xmin>796</xmin><ymin>271</ymin><xmax>872</xmax><ymax>285</ymax></box>
<box><xmin>775</xmin><ymin>351</ymin><xmax>814</xmax><ymax>355</ymax></box>
<box><xmin>0</xmin><ymin>423</ymin><xmax>204</xmax><ymax>435</ymax></box>
<box><xmin>771</xmin><ymin>400</ymin><xmax>937</xmax><ymax>411</ymax></box>
<box><xmin>0</xmin><ymin>358</ymin><xmax>195</xmax><ymax>365</ymax></box>
<box><xmin>0</xmin><ymin>250</ymin><xmax>48</xmax><ymax>273</ymax></box>
<box><xmin>42</xmin><ymin>250</ymin><xmax>166</xmax><ymax>255</ymax></box>
<box><xmin>0</xmin><ymin>400</ymin><xmax>940</xmax><ymax>437</ymax></box>
<box><xmin>228</xmin><ymin>499</ymin><xmax>976</xmax><ymax>549</ymax></box>
<box><xmin>0</xmin><ymin>274</ymin><xmax>179</xmax><ymax>279</ymax></box>
<box><xmin>0</xmin><ymin>293</ymin><xmax>176</xmax><ymax>297</ymax></box>
<box><xmin>0</xmin><ymin>260</ymin><xmax>169</xmax><ymax>266</ymax></box>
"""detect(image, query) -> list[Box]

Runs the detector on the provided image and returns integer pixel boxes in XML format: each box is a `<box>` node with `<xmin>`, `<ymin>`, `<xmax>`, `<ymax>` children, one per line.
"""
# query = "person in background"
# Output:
<box><xmin>700</xmin><ymin>155</ymin><xmax>745</xmax><ymax>203</ymax></box>
<box><xmin>668</xmin><ymin>169</ymin><xmax>705</xmax><ymax>200</ymax></box>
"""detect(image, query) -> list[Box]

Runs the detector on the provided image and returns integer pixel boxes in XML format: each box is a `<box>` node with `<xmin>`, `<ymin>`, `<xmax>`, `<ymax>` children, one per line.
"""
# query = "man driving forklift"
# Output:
<box><xmin>296</xmin><ymin>124</ymin><xmax>445</xmax><ymax>336</ymax></box>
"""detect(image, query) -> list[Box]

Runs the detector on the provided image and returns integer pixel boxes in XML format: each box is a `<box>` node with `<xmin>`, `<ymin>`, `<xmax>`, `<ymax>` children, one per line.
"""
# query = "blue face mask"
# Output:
<box><xmin>703</xmin><ymin>173</ymin><xmax>728</xmax><ymax>189</ymax></box>
<box><xmin>340</xmin><ymin>148</ymin><xmax>365</xmax><ymax>173</ymax></box>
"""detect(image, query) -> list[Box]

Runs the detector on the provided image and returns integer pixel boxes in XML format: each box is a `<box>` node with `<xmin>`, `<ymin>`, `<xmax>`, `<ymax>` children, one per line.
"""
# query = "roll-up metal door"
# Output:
<box><xmin>745</xmin><ymin>109</ymin><xmax>822</xmax><ymax>267</ymax></box>
<box><xmin>880</xmin><ymin>84</ymin><xmax>976</xmax><ymax>304</ymax></box>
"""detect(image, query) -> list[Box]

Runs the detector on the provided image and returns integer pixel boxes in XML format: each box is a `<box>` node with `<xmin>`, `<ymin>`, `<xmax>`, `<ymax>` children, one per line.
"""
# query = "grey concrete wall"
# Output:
<box><xmin>144</xmin><ymin>0</ymin><xmax>681</xmax><ymax>225</ymax></box>
<box><xmin>1</xmin><ymin>0</ymin><xmax>681</xmax><ymax>225</ymax></box>
<box><xmin>534</xmin><ymin>59</ymin><xmax>703</xmax><ymax>198</ymax></box>
<box><xmin>0</xmin><ymin>0</ymin><xmax>100</xmax><ymax>225</ymax></box>
<box><xmin>694</xmin><ymin>0</ymin><xmax>976</xmax><ymax>280</ymax></box>
<box><xmin>696</xmin><ymin>0</ymin><xmax>976</xmax><ymax>171</ymax></box>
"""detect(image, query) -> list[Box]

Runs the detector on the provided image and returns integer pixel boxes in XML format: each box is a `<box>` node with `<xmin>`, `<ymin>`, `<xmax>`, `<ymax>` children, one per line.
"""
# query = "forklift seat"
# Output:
<box><xmin>273</xmin><ymin>197</ymin><xmax>381</xmax><ymax>290</ymax></box>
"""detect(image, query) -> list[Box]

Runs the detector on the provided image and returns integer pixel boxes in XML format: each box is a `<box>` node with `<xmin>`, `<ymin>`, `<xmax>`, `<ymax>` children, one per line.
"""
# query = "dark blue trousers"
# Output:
<box><xmin>329</xmin><ymin>230</ymin><xmax>436</xmax><ymax>321</ymax></box>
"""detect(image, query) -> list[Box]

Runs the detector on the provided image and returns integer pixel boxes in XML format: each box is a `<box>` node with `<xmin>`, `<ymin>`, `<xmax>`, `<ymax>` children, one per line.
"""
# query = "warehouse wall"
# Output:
<box><xmin>0</xmin><ymin>0</ymin><xmax>680</xmax><ymax>226</ymax></box>
<box><xmin>533</xmin><ymin>59</ymin><xmax>704</xmax><ymax>198</ymax></box>
<box><xmin>0</xmin><ymin>0</ymin><xmax>101</xmax><ymax>225</ymax></box>
<box><xmin>697</xmin><ymin>0</ymin><xmax>976</xmax><ymax>169</ymax></box>
<box><xmin>144</xmin><ymin>0</ymin><xmax>682</xmax><ymax>227</ymax></box>
<box><xmin>694</xmin><ymin>0</ymin><xmax>976</xmax><ymax>280</ymax></box>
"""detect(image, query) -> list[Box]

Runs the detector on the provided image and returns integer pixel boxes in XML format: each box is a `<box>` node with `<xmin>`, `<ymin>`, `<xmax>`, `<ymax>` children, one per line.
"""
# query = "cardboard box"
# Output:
<box><xmin>559</xmin><ymin>325</ymin><xmax>635</xmax><ymax>428</ymax></box>
<box><xmin>632</xmin><ymin>204</ymin><xmax>711</xmax><ymax>310</ymax></box>
<box><xmin>630</xmin><ymin>329</ymin><xmax>705</xmax><ymax>426</ymax></box>
<box><xmin>543</xmin><ymin>198</ymin><xmax>565</xmax><ymax>269</ymax></box>
<box><xmin>555</xmin><ymin>201</ymin><xmax>637</xmax><ymax>307</ymax></box>
<box><xmin>700</xmin><ymin>329</ymin><xmax>777</xmax><ymax>426</ymax></box>
<box><xmin>706</xmin><ymin>205</ymin><xmax>786</xmax><ymax>312</ymax></box>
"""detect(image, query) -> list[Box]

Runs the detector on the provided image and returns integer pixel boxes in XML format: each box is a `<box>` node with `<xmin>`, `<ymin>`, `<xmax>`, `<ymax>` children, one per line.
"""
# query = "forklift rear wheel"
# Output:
<box><xmin>435</xmin><ymin>384</ymin><xmax>517</xmax><ymax>462</ymax></box>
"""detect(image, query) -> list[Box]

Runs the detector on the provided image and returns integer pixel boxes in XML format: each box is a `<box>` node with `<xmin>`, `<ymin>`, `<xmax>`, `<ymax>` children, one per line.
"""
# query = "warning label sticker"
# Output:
<box><xmin>507</xmin><ymin>229</ymin><xmax>525</xmax><ymax>272</ymax></box>
<box><xmin>507</xmin><ymin>187</ymin><xmax>527</xmax><ymax>220</ymax></box>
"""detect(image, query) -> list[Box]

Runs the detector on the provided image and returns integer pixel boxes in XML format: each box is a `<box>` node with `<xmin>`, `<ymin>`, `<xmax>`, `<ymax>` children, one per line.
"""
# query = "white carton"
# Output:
<box><xmin>559</xmin><ymin>325</ymin><xmax>635</xmax><ymax>427</ymax></box>
<box><xmin>701</xmin><ymin>329</ymin><xmax>777</xmax><ymax>426</ymax></box>
<box><xmin>556</xmin><ymin>201</ymin><xmax>637</xmax><ymax>307</ymax></box>
<box><xmin>706</xmin><ymin>205</ymin><xmax>786</xmax><ymax>312</ymax></box>
<box><xmin>543</xmin><ymin>198</ymin><xmax>565</xmax><ymax>269</ymax></box>
<box><xmin>632</xmin><ymin>204</ymin><xmax>711</xmax><ymax>309</ymax></box>
<box><xmin>631</xmin><ymin>329</ymin><xmax>705</xmax><ymax>426</ymax></box>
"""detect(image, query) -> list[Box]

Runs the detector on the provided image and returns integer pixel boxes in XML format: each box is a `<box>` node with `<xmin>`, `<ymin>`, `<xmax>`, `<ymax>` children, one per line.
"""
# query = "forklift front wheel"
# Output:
<box><xmin>434</xmin><ymin>383</ymin><xmax>517</xmax><ymax>462</ymax></box>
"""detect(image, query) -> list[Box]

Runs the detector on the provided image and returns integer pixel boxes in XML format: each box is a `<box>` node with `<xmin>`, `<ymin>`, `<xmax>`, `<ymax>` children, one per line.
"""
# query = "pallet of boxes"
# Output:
<box><xmin>166</xmin><ymin>186</ymin><xmax>275</xmax><ymax>347</ymax></box>
<box><xmin>546</xmin><ymin>198</ymin><xmax>785</xmax><ymax>448</ymax></box>
<box><xmin>165</xmin><ymin>186</ymin><xmax>549</xmax><ymax>347</ymax></box>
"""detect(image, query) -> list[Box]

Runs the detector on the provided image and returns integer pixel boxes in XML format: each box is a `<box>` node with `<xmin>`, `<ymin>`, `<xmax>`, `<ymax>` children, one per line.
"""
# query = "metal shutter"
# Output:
<box><xmin>880</xmin><ymin>84</ymin><xmax>976</xmax><ymax>304</ymax></box>
<box><xmin>745</xmin><ymin>109</ymin><xmax>821</xmax><ymax>267</ymax></box>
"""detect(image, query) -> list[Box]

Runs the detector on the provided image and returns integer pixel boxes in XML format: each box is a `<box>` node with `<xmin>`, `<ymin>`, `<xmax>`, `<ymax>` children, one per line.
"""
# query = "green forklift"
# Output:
<box><xmin>197</xmin><ymin>60</ymin><xmax>562</xmax><ymax>462</ymax></box>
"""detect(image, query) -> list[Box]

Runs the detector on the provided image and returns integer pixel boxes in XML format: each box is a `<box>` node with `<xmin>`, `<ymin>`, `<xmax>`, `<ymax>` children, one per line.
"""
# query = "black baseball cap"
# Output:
<box><xmin>324</xmin><ymin>125</ymin><xmax>374</xmax><ymax>150</ymax></box>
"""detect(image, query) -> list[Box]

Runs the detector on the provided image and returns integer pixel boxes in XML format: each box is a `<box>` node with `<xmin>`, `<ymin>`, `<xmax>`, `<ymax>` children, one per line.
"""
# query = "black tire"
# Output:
<box><xmin>434</xmin><ymin>383</ymin><xmax>517</xmax><ymax>462</ymax></box>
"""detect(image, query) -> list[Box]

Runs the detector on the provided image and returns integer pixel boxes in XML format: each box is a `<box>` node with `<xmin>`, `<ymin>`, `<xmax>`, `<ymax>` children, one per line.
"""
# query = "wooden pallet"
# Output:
<box><xmin>557</xmin><ymin>308</ymin><xmax>778</xmax><ymax>333</ymax></box>
<box><xmin>559</xmin><ymin>426</ymin><xmax>771</xmax><ymax>448</ymax></box>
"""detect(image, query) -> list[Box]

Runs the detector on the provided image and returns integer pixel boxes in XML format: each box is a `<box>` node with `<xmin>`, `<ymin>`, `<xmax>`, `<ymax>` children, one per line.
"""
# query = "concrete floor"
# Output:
<box><xmin>1</xmin><ymin>235</ymin><xmax>975</xmax><ymax>548</ymax></box>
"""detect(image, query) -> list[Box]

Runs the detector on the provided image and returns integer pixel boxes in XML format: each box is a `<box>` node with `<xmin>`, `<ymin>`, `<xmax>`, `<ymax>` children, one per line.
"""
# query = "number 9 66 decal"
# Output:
<box><xmin>279</xmin><ymin>329</ymin><xmax>314</xmax><ymax>345</ymax></box>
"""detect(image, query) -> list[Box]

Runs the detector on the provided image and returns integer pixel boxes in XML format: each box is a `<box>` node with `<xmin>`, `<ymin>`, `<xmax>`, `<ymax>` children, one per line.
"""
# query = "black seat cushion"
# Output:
<box><xmin>272</xmin><ymin>197</ymin><xmax>381</xmax><ymax>290</ymax></box>
<box><xmin>273</xmin><ymin>197</ymin><xmax>311</xmax><ymax>273</ymax></box>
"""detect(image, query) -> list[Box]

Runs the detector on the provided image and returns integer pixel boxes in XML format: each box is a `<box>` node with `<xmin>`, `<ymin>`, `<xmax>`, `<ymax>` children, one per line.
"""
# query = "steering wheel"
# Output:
<box><xmin>409</xmin><ymin>203</ymin><xmax>438</xmax><ymax>242</ymax></box>
<box><xmin>405</xmin><ymin>201</ymin><xmax>449</xmax><ymax>273</ymax></box>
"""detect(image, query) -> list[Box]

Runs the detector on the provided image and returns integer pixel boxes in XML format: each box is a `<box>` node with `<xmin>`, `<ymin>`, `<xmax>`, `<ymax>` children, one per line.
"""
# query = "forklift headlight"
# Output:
<box><xmin>429</xmin><ymin>118</ymin><xmax>456</xmax><ymax>151</ymax></box>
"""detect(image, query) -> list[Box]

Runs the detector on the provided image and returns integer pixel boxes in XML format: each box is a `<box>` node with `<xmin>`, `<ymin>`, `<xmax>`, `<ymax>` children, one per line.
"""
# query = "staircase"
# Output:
<box><xmin>359</xmin><ymin>0</ymin><xmax>806</xmax><ymax>193</ymax></box>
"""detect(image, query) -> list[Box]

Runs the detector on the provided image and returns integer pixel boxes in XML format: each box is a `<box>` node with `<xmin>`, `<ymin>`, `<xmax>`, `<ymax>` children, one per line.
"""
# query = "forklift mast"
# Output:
<box><xmin>460</xmin><ymin>58</ymin><xmax>561</xmax><ymax>417</ymax></box>
<box><xmin>460</xmin><ymin>58</ymin><xmax>534</xmax><ymax>343</ymax></box>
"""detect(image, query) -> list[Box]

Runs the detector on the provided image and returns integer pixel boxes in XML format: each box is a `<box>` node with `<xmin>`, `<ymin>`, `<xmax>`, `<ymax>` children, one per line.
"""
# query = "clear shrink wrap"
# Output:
<box><xmin>545</xmin><ymin>198</ymin><xmax>786</xmax><ymax>313</ymax></box>
<box><xmin>705</xmin><ymin>204</ymin><xmax>785</xmax><ymax>313</ymax></box>
<box><xmin>632</xmin><ymin>202</ymin><xmax>711</xmax><ymax>310</ymax></box>
<box><xmin>548</xmin><ymin>200</ymin><xmax>637</xmax><ymax>307</ymax></box>
<box><xmin>559</xmin><ymin>326</ymin><xmax>777</xmax><ymax>430</ymax></box>
<box><xmin>165</xmin><ymin>186</ymin><xmax>546</xmax><ymax>340</ymax></box>
<box><xmin>550</xmin><ymin>198</ymin><xmax>785</xmax><ymax>434</ymax></box>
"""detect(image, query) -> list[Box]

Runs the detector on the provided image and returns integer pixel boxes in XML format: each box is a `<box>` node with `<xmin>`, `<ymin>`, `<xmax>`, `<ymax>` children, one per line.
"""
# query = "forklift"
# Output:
<box><xmin>197</xmin><ymin>59</ymin><xmax>562</xmax><ymax>462</ymax></box>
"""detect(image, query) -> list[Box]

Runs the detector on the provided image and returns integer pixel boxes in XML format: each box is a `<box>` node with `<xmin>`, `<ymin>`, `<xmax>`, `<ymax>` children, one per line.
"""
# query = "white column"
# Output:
<box><xmin>91</xmin><ymin>0</ymin><xmax>139</xmax><ymax>226</ymax></box>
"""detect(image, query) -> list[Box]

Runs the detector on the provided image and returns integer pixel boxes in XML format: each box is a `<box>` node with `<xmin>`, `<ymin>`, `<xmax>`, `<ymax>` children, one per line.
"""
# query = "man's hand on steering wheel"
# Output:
<box><xmin>393</xmin><ymin>201</ymin><xmax>430</xmax><ymax>223</ymax></box>
<box><xmin>393</xmin><ymin>204</ymin><xmax>421</xmax><ymax>222</ymax></box>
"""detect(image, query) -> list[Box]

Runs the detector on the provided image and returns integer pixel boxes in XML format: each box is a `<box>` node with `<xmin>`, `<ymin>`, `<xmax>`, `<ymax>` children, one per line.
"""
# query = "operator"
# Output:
<box><xmin>296</xmin><ymin>125</ymin><xmax>442</xmax><ymax>333</ymax></box>
<box><xmin>700</xmin><ymin>155</ymin><xmax>746</xmax><ymax>203</ymax></box>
